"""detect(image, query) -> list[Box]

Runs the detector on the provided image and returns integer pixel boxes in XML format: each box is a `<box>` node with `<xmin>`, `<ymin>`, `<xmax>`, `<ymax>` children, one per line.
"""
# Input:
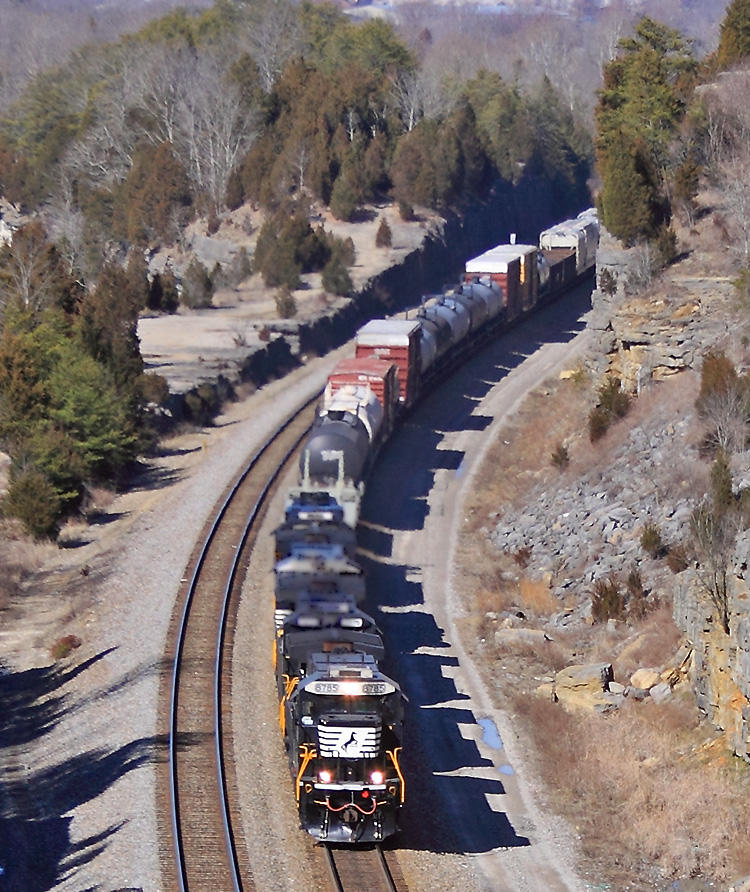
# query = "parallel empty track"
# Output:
<box><xmin>166</xmin><ymin>399</ymin><xmax>317</xmax><ymax>891</ymax></box>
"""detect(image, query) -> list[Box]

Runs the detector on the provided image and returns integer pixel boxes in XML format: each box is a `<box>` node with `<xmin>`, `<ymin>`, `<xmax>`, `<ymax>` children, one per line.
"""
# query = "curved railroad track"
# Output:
<box><xmin>164</xmin><ymin>397</ymin><xmax>318</xmax><ymax>890</ymax></box>
<box><xmin>323</xmin><ymin>843</ymin><xmax>405</xmax><ymax>892</ymax></box>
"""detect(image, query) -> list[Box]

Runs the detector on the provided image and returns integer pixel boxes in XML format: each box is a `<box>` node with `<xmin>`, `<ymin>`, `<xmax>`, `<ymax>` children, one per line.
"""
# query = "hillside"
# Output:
<box><xmin>452</xmin><ymin>195</ymin><xmax>750</xmax><ymax>886</ymax></box>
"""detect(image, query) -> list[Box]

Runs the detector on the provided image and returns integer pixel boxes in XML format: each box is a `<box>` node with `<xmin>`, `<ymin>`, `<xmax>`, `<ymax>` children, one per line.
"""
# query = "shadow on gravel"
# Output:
<box><xmin>363</xmin><ymin>285</ymin><xmax>590</xmax><ymax>535</ymax></box>
<box><xmin>127</xmin><ymin>461</ymin><xmax>184</xmax><ymax>493</ymax></box>
<box><xmin>357</xmin><ymin>287</ymin><xmax>591</xmax><ymax>854</ymax></box>
<box><xmin>0</xmin><ymin>651</ymin><xmax>171</xmax><ymax>891</ymax></box>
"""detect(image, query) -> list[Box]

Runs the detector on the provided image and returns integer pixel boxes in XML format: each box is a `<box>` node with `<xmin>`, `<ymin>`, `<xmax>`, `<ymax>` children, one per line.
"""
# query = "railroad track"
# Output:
<box><xmin>323</xmin><ymin>844</ymin><xmax>404</xmax><ymax>892</ymax></box>
<box><xmin>165</xmin><ymin>397</ymin><xmax>318</xmax><ymax>891</ymax></box>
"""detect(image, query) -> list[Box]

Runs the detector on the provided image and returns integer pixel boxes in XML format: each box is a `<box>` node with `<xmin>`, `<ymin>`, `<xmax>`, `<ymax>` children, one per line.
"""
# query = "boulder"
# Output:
<box><xmin>650</xmin><ymin>682</ymin><xmax>672</xmax><ymax>704</ymax></box>
<box><xmin>536</xmin><ymin>682</ymin><xmax>555</xmax><ymax>700</ymax></box>
<box><xmin>554</xmin><ymin>663</ymin><xmax>617</xmax><ymax>713</ymax></box>
<box><xmin>630</xmin><ymin>667</ymin><xmax>661</xmax><ymax>690</ymax></box>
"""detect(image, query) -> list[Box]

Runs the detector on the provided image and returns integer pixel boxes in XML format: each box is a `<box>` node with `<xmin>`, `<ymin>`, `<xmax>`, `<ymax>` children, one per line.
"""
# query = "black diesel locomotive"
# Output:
<box><xmin>272</xmin><ymin>210</ymin><xmax>598</xmax><ymax>843</ymax></box>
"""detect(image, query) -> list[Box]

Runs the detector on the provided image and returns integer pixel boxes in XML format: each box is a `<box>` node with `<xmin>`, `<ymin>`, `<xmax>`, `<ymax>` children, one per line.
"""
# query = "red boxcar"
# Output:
<box><xmin>325</xmin><ymin>357</ymin><xmax>400</xmax><ymax>433</ymax></box>
<box><xmin>464</xmin><ymin>243</ymin><xmax>538</xmax><ymax>317</ymax></box>
<box><xmin>355</xmin><ymin>319</ymin><xmax>422</xmax><ymax>407</ymax></box>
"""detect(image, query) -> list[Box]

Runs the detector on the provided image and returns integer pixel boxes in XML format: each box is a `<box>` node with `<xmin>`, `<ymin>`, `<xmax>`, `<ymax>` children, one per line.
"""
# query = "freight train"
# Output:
<box><xmin>272</xmin><ymin>209</ymin><xmax>598</xmax><ymax>843</ymax></box>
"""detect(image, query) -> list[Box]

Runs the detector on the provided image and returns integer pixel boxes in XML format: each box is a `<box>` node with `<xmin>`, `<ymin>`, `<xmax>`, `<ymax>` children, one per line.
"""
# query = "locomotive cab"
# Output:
<box><xmin>284</xmin><ymin>653</ymin><xmax>406</xmax><ymax>843</ymax></box>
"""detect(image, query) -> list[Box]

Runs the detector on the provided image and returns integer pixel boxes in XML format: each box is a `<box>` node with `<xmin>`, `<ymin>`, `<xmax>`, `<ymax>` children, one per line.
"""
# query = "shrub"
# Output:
<box><xmin>50</xmin><ymin>634</ymin><xmax>81</xmax><ymax>661</ymax></box>
<box><xmin>137</xmin><ymin>373</ymin><xmax>169</xmax><ymax>406</ymax></box>
<box><xmin>711</xmin><ymin>450</ymin><xmax>734</xmax><ymax>516</ymax></box>
<box><xmin>228</xmin><ymin>247</ymin><xmax>252</xmax><ymax>285</ymax></box>
<box><xmin>375</xmin><ymin>217</ymin><xmax>393</xmax><ymax>248</ymax></box>
<box><xmin>640</xmin><ymin>522</ymin><xmax>664</xmax><ymax>558</ymax></box>
<box><xmin>599</xmin><ymin>267</ymin><xmax>618</xmax><ymax>297</ymax></box>
<box><xmin>654</xmin><ymin>225</ymin><xmax>677</xmax><ymax>268</ymax></box>
<box><xmin>225</xmin><ymin>168</ymin><xmax>244</xmax><ymax>210</ymax></box>
<box><xmin>148</xmin><ymin>271</ymin><xmax>179</xmax><ymax>313</ymax></box>
<box><xmin>588</xmin><ymin>377</ymin><xmax>631</xmax><ymax>442</ymax></box>
<box><xmin>697</xmin><ymin>350</ymin><xmax>738</xmax><ymax>410</ymax></box>
<box><xmin>183</xmin><ymin>383</ymin><xmax>220</xmax><ymax>426</ymax></box>
<box><xmin>3</xmin><ymin>467</ymin><xmax>62</xmax><ymax>538</ymax></box>
<box><xmin>588</xmin><ymin>405</ymin><xmax>610</xmax><ymax>442</ymax></box>
<box><xmin>550</xmin><ymin>443</ymin><xmax>569</xmax><ymax>469</ymax></box>
<box><xmin>598</xmin><ymin>377</ymin><xmax>631</xmax><ymax>419</ymax></box>
<box><xmin>512</xmin><ymin>545</ymin><xmax>532</xmax><ymax>568</ymax></box>
<box><xmin>666</xmin><ymin>544</ymin><xmax>690</xmax><ymax>573</ymax></box>
<box><xmin>206</xmin><ymin>211</ymin><xmax>220</xmax><ymax>235</ymax></box>
<box><xmin>626</xmin><ymin>565</ymin><xmax>649</xmax><ymax>620</ymax></box>
<box><xmin>591</xmin><ymin>574</ymin><xmax>625</xmax><ymax>623</ymax></box>
<box><xmin>275</xmin><ymin>287</ymin><xmax>297</xmax><ymax>319</ymax></box>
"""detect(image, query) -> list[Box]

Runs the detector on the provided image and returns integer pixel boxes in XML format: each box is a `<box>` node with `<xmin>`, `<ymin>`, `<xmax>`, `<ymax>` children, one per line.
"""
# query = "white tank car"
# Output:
<box><xmin>458</xmin><ymin>279</ymin><xmax>504</xmax><ymax>325</ymax></box>
<box><xmin>301</xmin><ymin>384</ymin><xmax>383</xmax><ymax>487</ymax></box>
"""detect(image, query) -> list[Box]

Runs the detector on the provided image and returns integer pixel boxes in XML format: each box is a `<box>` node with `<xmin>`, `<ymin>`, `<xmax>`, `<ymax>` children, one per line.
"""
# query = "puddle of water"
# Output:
<box><xmin>479</xmin><ymin>717</ymin><xmax>515</xmax><ymax>775</ymax></box>
<box><xmin>478</xmin><ymin>717</ymin><xmax>503</xmax><ymax>749</ymax></box>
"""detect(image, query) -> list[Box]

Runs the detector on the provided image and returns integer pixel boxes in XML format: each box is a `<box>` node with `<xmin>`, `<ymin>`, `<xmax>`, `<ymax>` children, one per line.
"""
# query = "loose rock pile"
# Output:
<box><xmin>490</xmin><ymin>411</ymin><xmax>695</xmax><ymax>617</ymax></box>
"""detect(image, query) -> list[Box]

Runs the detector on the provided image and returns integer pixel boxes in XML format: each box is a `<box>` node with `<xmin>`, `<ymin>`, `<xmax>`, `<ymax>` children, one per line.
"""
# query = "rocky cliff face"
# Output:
<box><xmin>672</xmin><ymin>537</ymin><xmax>750</xmax><ymax>762</ymax></box>
<box><xmin>591</xmin><ymin>227</ymin><xmax>750</xmax><ymax>762</ymax></box>
<box><xmin>589</xmin><ymin>229</ymin><xmax>734</xmax><ymax>390</ymax></box>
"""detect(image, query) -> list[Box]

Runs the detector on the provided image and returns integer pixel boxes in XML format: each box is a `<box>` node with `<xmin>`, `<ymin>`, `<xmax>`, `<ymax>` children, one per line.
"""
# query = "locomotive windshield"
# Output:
<box><xmin>301</xmin><ymin>692</ymin><xmax>402</xmax><ymax>722</ymax></box>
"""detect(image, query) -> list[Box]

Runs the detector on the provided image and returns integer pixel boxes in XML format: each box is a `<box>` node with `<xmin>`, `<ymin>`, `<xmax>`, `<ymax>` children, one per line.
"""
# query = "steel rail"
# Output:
<box><xmin>168</xmin><ymin>394</ymin><xmax>319</xmax><ymax>891</ymax></box>
<box><xmin>323</xmin><ymin>845</ymin><xmax>398</xmax><ymax>892</ymax></box>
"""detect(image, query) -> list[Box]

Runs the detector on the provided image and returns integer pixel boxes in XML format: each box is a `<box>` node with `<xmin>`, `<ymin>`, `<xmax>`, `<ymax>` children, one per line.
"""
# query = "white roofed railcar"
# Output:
<box><xmin>539</xmin><ymin>209</ymin><xmax>599</xmax><ymax>276</ymax></box>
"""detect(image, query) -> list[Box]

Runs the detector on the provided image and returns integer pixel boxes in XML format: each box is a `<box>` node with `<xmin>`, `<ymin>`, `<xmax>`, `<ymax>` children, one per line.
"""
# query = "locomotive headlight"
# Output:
<box><xmin>370</xmin><ymin>770</ymin><xmax>385</xmax><ymax>785</ymax></box>
<box><xmin>318</xmin><ymin>769</ymin><xmax>333</xmax><ymax>783</ymax></box>
<box><xmin>340</xmin><ymin>681</ymin><xmax>360</xmax><ymax>696</ymax></box>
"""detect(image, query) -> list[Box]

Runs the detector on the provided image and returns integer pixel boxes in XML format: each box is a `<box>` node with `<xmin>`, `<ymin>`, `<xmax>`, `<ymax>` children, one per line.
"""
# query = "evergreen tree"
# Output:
<box><xmin>322</xmin><ymin>254</ymin><xmax>353</xmax><ymax>296</ymax></box>
<box><xmin>717</xmin><ymin>0</ymin><xmax>750</xmax><ymax>69</ymax></box>
<box><xmin>598</xmin><ymin>131</ymin><xmax>666</xmax><ymax>245</ymax></box>
<box><xmin>180</xmin><ymin>259</ymin><xmax>214</xmax><ymax>308</ymax></box>
<box><xmin>596</xmin><ymin>17</ymin><xmax>696</xmax><ymax>244</ymax></box>
<box><xmin>330</xmin><ymin>174</ymin><xmax>359</xmax><ymax>222</ymax></box>
<box><xmin>375</xmin><ymin>217</ymin><xmax>392</xmax><ymax>248</ymax></box>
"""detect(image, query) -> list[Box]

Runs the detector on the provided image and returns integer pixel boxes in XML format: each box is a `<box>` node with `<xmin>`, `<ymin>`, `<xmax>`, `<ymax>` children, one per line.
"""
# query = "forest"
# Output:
<box><xmin>0</xmin><ymin>0</ymin><xmax>749</xmax><ymax>536</ymax></box>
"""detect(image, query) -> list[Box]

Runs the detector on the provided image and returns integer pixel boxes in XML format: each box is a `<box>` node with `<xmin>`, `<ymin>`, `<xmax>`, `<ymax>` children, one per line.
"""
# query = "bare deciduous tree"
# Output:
<box><xmin>720</xmin><ymin>156</ymin><xmax>750</xmax><ymax>263</ymax></box>
<box><xmin>176</xmin><ymin>55</ymin><xmax>260</xmax><ymax>211</ymax></box>
<box><xmin>240</xmin><ymin>0</ymin><xmax>302</xmax><ymax>93</ymax></box>
<box><xmin>690</xmin><ymin>501</ymin><xmax>735</xmax><ymax>633</ymax></box>
<box><xmin>699</xmin><ymin>383</ymin><xmax>750</xmax><ymax>453</ymax></box>
<box><xmin>0</xmin><ymin>224</ymin><xmax>63</xmax><ymax>319</ymax></box>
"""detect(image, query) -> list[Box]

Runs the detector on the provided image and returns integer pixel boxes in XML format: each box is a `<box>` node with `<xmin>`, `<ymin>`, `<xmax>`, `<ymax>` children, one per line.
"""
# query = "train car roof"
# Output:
<box><xmin>465</xmin><ymin>243</ymin><xmax>537</xmax><ymax>273</ymax></box>
<box><xmin>356</xmin><ymin>318</ymin><xmax>421</xmax><ymax>345</ymax></box>
<box><xmin>330</xmin><ymin>357</ymin><xmax>395</xmax><ymax>376</ymax></box>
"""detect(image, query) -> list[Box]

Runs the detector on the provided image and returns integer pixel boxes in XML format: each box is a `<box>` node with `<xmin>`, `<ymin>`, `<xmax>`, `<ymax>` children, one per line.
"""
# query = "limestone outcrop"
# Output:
<box><xmin>589</xmin><ymin>230</ymin><xmax>734</xmax><ymax>391</ymax></box>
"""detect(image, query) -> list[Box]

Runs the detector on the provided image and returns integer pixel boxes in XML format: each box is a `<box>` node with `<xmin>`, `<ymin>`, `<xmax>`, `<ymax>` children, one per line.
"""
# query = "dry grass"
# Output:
<box><xmin>0</xmin><ymin>519</ymin><xmax>57</xmax><ymax>610</ymax></box>
<box><xmin>611</xmin><ymin>606</ymin><xmax>684</xmax><ymax>680</ymax></box>
<box><xmin>512</xmin><ymin>692</ymin><xmax>750</xmax><ymax>883</ymax></box>
<box><xmin>464</xmin><ymin>375</ymin><xmax>594</xmax><ymax>534</ymax></box>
